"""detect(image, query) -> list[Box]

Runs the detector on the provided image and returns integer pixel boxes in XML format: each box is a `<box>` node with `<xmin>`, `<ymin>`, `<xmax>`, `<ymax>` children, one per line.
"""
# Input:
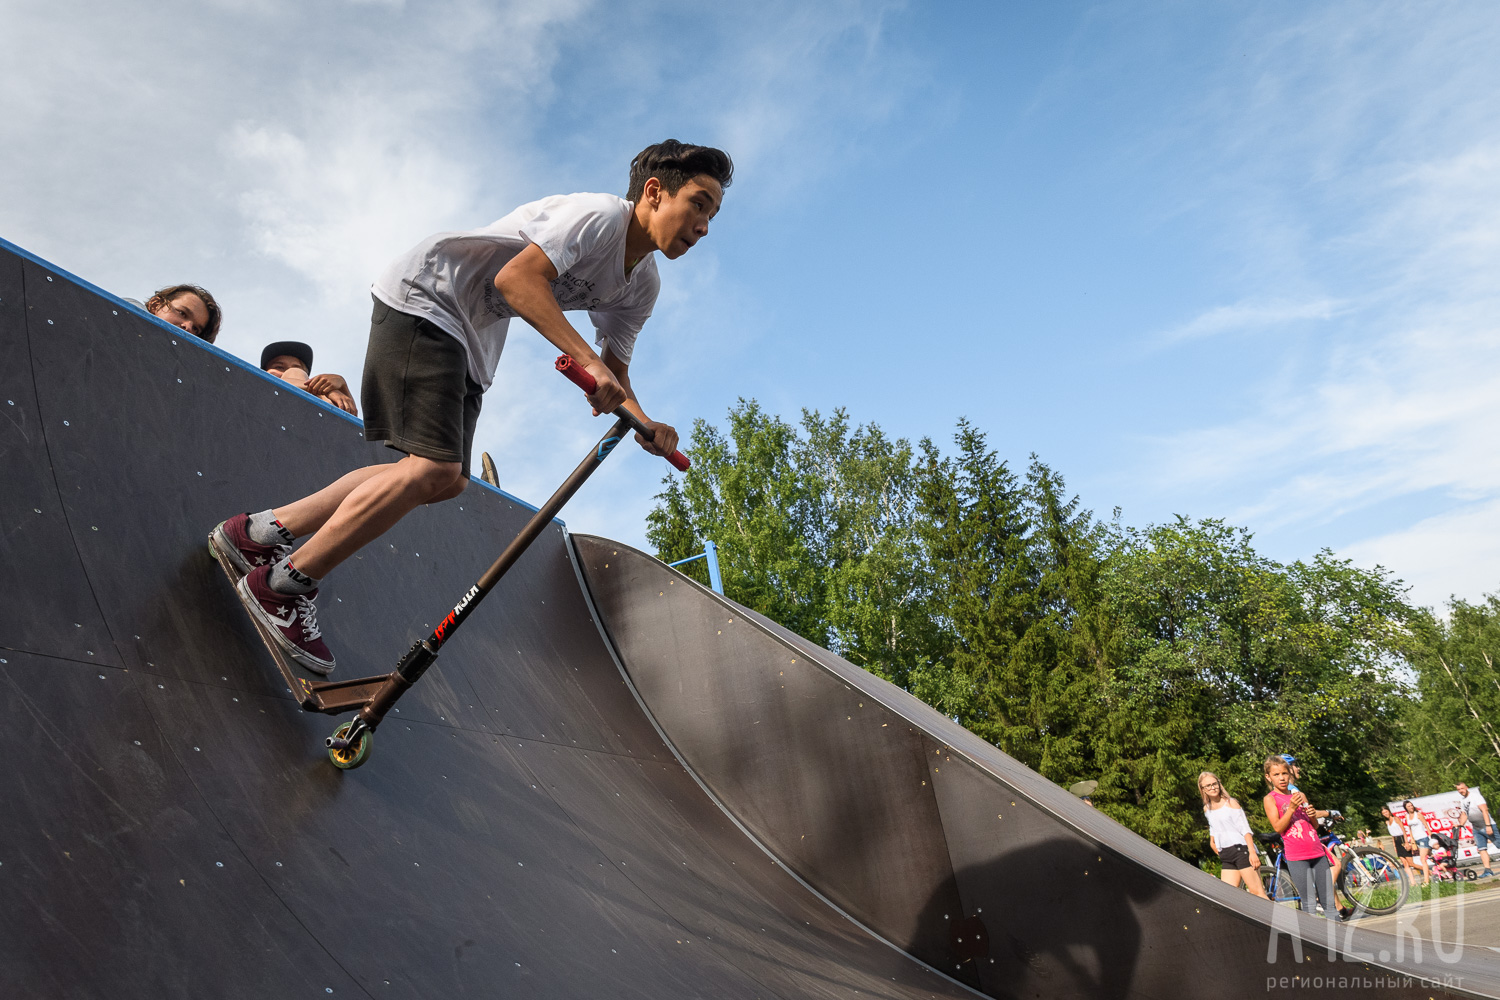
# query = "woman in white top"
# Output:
<box><xmin>1383</xmin><ymin>806</ymin><xmax>1419</xmax><ymax>880</ymax></box>
<box><xmin>1403</xmin><ymin>800</ymin><xmax>1433</xmax><ymax>886</ymax></box>
<box><xmin>1200</xmin><ymin>771</ymin><xmax>1269</xmax><ymax>897</ymax></box>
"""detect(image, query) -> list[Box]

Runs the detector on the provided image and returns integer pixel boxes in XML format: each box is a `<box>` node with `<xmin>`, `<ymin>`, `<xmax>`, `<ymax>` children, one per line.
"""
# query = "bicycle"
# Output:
<box><xmin>1255</xmin><ymin>813</ymin><xmax>1408</xmax><ymax>916</ymax></box>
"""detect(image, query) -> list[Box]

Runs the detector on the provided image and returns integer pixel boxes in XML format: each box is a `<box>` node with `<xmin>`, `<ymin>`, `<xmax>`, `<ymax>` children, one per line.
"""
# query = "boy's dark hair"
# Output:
<box><xmin>627</xmin><ymin>140</ymin><xmax>733</xmax><ymax>203</ymax></box>
<box><xmin>146</xmin><ymin>283</ymin><xmax>223</xmax><ymax>343</ymax></box>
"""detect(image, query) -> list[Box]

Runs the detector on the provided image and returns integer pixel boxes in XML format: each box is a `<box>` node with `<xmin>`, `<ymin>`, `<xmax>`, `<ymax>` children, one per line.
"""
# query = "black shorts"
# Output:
<box><xmin>1218</xmin><ymin>844</ymin><xmax>1253</xmax><ymax>870</ymax></box>
<box><xmin>361</xmin><ymin>298</ymin><xmax>482</xmax><ymax>477</ymax></box>
<box><xmin>1393</xmin><ymin>837</ymin><xmax>1413</xmax><ymax>858</ymax></box>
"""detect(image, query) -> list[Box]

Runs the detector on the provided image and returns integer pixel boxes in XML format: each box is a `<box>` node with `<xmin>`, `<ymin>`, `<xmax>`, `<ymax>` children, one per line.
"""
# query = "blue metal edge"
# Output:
<box><xmin>0</xmin><ymin>234</ymin><xmax>552</xmax><ymax>521</ymax></box>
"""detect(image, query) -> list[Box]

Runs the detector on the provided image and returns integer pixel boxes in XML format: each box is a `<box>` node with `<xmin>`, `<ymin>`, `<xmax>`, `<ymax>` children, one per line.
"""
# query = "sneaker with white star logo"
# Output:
<box><xmin>210</xmin><ymin>513</ymin><xmax>292</xmax><ymax>577</ymax></box>
<box><xmin>236</xmin><ymin>564</ymin><xmax>336</xmax><ymax>675</ymax></box>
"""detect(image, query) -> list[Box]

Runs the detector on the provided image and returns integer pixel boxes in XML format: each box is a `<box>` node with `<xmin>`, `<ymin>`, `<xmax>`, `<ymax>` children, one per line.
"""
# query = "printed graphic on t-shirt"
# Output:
<box><xmin>1285</xmin><ymin>821</ymin><xmax>1318</xmax><ymax>845</ymax></box>
<box><xmin>477</xmin><ymin>271</ymin><xmax>605</xmax><ymax>319</ymax></box>
<box><xmin>481</xmin><ymin>280</ymin><xmax>512</xmax><ymax>319</ymax></box>
<box><xmin>551</xmin><ymin>272</ymin><xmax>602</xmax><ymax>312</ymax></box>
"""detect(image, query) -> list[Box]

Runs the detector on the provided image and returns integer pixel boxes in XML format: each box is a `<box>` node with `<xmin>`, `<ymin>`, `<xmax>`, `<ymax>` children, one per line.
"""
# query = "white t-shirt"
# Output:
<box><xmin>1204</xmin><ymin>802</ymin><xmax>1253</xmax><ymax>851</ymax></box>
<box><xmin>1457</xmin><ymin>789</ymin><xmax>1489</xmax><ymax>826</ymax></box>
<box><xmin>371</xmin><ymin>193</ymin><xmax>659</xmax><ymax>389</ymax></box>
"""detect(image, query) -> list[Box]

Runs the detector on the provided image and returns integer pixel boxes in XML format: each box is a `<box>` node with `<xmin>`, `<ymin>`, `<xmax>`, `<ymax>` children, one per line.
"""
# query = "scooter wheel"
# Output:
<box><xmin>327</xmin><ymin>722</ymin><xmax>372</xmax><ymax>770</ymax></box>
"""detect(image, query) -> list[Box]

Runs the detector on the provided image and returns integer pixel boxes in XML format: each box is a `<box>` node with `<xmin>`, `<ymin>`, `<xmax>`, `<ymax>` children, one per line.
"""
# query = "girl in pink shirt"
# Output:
<box><xmin>1263</xmin><ymin>756</ymin><xmax>1344</xmax><ymax>918</ymax></box>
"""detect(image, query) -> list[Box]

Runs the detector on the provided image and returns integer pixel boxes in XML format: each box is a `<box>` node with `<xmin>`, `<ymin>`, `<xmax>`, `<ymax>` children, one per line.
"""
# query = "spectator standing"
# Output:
<box><xmin>1402</xmin><ymin>800</ymin><xmax>1433</xmax><ymax>886</ymax></box>
<box><xmin>1199</xmin><ymin>772</ymin><xmax>1268</xmax><ymax>898</ymax></box>
<box><xmin>1383</xmin><ymin>806</ymin><xmax>1419</xmax><ymax>879</ymax></box>
<box><xmin>1454</xmin><ymin>782</ymin><xmax>1496</xmax><ymax>878</ymax></box>
<box><xmin>1264</xmin><ymin>756</ymin><xmax>1345</xmax><ymax>918</ymax></box>
<box><xmin>1277</xmin><ymin>752</ymin><xmax>1345</xmax><ymax>885</ymax></box>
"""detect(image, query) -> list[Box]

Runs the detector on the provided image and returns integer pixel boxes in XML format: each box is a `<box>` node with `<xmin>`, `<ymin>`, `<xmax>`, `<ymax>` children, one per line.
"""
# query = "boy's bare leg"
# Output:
<box><xmin>272</xmin><ymin>465</ymin><xmax>389</xmax><ymax>538</ymax></box>
<box><xmin>276</xmin><ymin>454</ymin><xmax>465</xmax><ymax>579</ymax></box>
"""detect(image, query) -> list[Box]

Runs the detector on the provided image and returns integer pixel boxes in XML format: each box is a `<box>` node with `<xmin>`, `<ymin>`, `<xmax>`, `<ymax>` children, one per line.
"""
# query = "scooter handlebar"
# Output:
<box><xmin>555</xmin><ymin>356</ymin><xmax>690</xmax><ymax>471</ymax></box>
<box><xmin>555</xmin><ymin>354</ymin><xmax>598</xmax><ymax>393</ymax></box>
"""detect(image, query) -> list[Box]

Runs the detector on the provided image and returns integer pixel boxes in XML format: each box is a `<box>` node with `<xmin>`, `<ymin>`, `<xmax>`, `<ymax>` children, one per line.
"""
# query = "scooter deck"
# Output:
<box><xmin>208</xmin><ymin>536</ymin><xmax>392</xmax><ymax>715</ymax></box>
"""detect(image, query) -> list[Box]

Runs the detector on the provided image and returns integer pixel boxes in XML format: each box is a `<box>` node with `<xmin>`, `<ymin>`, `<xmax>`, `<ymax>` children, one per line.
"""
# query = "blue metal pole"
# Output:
<box><xmin>665</xmin><ymin>542</ymin><xmax>724</xmax><ymax>595</ymax></box>
<box><xmin>704</xmin><ymin>540</ymin><xmax>723</xmax><ymax>595</ymax></box>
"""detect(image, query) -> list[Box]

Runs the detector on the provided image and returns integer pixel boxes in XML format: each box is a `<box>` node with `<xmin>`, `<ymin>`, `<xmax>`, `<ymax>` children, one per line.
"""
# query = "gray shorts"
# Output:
<box><xmin>361</xmin><ymin>298</ymin><xmax>482</xmax><ymax>478</ymax></box>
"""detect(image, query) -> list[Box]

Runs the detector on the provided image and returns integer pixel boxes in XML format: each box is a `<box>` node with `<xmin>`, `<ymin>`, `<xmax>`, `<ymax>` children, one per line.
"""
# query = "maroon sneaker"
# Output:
<box><xmin>236</xmin><ymin>564</ymin><xmax>336</xmax><ymax>675</ymax></box>
<box><xmin>210</xmin><ymin>513</ymin><xmax>292</xmax><ymax>577</ymax></box>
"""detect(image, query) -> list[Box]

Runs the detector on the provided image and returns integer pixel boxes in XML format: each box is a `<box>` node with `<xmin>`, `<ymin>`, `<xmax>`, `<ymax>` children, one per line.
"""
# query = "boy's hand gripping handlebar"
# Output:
<box><xmin>555</xmin><ymin>356</ymin><xmax>690</xmax><ymax>471</ymax></box>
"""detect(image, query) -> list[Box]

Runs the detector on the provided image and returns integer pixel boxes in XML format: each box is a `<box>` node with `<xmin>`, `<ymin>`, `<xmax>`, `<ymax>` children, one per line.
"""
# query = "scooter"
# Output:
<box><xmin>313</xmin><ymin>356</ymin><xmax>687</xmax><ymax>768</ymax></box>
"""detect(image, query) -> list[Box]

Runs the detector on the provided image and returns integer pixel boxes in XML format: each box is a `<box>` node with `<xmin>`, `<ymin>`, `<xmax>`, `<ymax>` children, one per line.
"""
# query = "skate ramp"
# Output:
<box><xmin>0</xmin><ymin>235</ymin><xmax>1494</xmax><ymax>1000</ymax></box>
<box><xmin>578</xmin><ymin>537</ymin><xmax>1500</xmax><ymax>997</ymax></box>
<box><xmin>0</xmin><ymin>238</ymin><xmax>971</xmax><ymax>1000</ymax></box>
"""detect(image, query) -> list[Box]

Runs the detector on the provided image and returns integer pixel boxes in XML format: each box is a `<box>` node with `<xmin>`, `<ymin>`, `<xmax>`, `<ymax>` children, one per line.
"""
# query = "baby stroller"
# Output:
<box><xmin>1429</xmin><ymin>831</ymin><xmax>1478</xmax><ymax>882</ymax></box>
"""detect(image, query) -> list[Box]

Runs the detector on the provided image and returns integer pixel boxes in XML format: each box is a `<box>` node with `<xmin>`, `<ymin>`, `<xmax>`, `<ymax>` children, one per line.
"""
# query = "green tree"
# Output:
<box><xmin>1088</xmin><ymin>518</ymin><xmax>1243</xmax><ymax>852</ymax></box>
<box><xmin>914</xmin><ymin>427</ymin><xmax>1103</xmax><ymax>786</ymax></box>
<box><xmin>646</xmin><ymin>401</ymin><xmax>934</xmax><ymax>659</ymax></box>
<box><xmin>1094</xmin><ymin>522</ymin><xmax>1416</xmax><ymax>850</ymax></box>
<box><xmin>1408</xmin><ymin>597</ymin><xmax>1500</xmax><ymax>788</ymax></box>
<box><xmin>912</xmin><ymin>422</ymin><xmax>1037</xmax><ymax>748</ymax></box>
<box><xmin>646</xmin><ymin>401</ymin><xmax>827</xmax><ymax>642</ymax></box>
<box><xmin>800</xmin><ymin>410</ymin><xmax>938</xmax><ymax>682</ymax></box>
<box><xmin>646</xmin><ymin>401</ymin><xmax>1430</xmax><ymax>860</ymax></box>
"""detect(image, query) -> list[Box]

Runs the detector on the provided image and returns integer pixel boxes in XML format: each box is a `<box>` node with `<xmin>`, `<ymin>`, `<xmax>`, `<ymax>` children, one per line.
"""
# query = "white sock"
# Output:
<box><xmin>247</xmin><ymin>509</ymin><xmax>295</xmax><ymax>547</ymax></box>
<box><xmin>268</xmin><ymin>555</ymin><xmax>318</xmax><ymax>595</ymax></box>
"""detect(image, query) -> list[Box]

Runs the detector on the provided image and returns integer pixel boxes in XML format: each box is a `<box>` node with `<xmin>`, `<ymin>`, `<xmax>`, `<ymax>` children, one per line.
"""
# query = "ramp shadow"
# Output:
<box><xmin>919</xmin><ymin>837</ymin><xmax>1161</xmax><ymax>1000</ymax></box>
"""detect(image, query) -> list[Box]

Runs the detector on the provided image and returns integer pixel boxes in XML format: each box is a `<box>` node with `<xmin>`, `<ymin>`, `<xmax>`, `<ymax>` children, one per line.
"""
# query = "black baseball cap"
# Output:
<box><xmin>260</xmin><ymin>341</ymin><xmax>313</xmax><ymax>372</ymax></box>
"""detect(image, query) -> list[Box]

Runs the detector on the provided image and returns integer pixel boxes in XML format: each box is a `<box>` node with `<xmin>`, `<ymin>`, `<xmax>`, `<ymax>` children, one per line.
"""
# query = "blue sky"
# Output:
<box><xmin>5</xmin><ymin>1</ymin><xmax>1499</xmax><ymax>610</ymax></box>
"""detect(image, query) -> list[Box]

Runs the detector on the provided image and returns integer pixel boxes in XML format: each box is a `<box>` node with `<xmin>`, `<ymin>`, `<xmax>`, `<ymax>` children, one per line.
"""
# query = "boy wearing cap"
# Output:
<box><xmin>211</xmin><ymin>140</ymin><xmax>732</xmax><ymax>676</ymax></box>
<box><xmin>260</xmin><ymin>341</ymin><xmax>358</xmax><ymax>415</ymax></box>
<box><xmin>1278</xmin><ymin>754</ymin><xmax>1302</xmax><ymax>793</ymax></box>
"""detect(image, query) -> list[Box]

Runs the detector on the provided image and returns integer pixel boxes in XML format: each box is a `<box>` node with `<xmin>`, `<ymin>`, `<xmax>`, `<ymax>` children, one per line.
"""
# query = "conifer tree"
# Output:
<box><xmin>647</xmin><ymin>402</ymin><xmax>1431</xmax><ymax>859</ymax></box>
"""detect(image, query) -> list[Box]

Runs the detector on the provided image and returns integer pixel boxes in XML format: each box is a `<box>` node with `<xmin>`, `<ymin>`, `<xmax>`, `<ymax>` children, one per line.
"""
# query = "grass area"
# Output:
<box><xmin>1404</xmin><ymin>874</ymin><xmax>1500</xmax><ymax>904</ymax></box>
<box><xmin>1197</xmin><ymin>856</ymin><xmax>1500</xmax><ymax>912</ymax></box>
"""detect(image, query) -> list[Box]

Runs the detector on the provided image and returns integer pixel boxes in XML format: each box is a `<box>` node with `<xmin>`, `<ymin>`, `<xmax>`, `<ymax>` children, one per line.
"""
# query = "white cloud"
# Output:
<box><xmin>227</xmin><ymin>115</ymin><xmax>479</xmax><ymax>309</ymax></box>
<box><xmin>1156</xmin><ymin>297</ymin><xmax>1345</xmax><ymax>344</ymax></box>
<box><xmin>0</xmin><ymin>0</ymin><xmax>924</xmax><ymax>555</ymax></box>
<box><xmin>1161</xmin><ymin>141</ymin><xmax>1500</xmax><ymax>490</ymax></box>
<box><xmin>1344</xmin><ymin>500</ymin><xmax>1500</xmax><ymax>612</ymax></box>
<box><xmin>725</xmin><ymin>5</ymin><xmax>925</xmax><ymax>206</ymax></box>
<box><xmin>1135</xmin><ymin>3</ymin><xmax>1500</xmax><ymax>606</ymax></box>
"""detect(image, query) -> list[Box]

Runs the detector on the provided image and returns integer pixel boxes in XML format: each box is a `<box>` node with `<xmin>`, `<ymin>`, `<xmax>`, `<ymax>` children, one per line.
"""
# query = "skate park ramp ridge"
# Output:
<box><xmin>2</xmin><ymin>235</ymin><xmax>1495</xmax><ymax>1000</ymax></box>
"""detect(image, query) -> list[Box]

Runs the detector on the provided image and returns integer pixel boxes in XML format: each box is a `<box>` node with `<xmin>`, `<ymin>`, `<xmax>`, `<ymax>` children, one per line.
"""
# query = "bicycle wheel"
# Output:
<box><xmin>1261</xmin><ymin>864</ymin><xmax>1300</xmax><ymax>906</ymax></box>
<box><xmin>1338</xmin><ymin>846</ymin><xmax>1408</xmax><ymax>915</ymax></box>
<box><xmin>1328</xmin><ymin>842</ymin><xmax>1361</xmax><ymax>902</ymax></box>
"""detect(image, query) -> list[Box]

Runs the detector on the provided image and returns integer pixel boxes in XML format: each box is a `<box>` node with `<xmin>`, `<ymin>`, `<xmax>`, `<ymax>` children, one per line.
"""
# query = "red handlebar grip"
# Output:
<box><xmin>556</xmin><ymin>354</ymin><xmax>690</xmax><ymax>471</ymax></box>
<box><xmin>555</xmin><ymin>355</ymin><xmax>596</xmax><ymax>393</ymax></box>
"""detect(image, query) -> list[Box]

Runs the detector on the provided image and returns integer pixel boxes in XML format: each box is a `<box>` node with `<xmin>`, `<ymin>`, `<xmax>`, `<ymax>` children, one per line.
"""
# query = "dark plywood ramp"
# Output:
<box><xmin>0</xmin><ymin>238</ymin><xmax>970</xmax><ymax>1000</ymax></box>
<box><xmin>0</xmin><ymin>234</ymin><xmax>1492</xmax><ymax>999</ymax></box>
<box><xmin>577</xmin><ymin>537</ymin><xmax>1500</xmax><ymax>999</ymax></box>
